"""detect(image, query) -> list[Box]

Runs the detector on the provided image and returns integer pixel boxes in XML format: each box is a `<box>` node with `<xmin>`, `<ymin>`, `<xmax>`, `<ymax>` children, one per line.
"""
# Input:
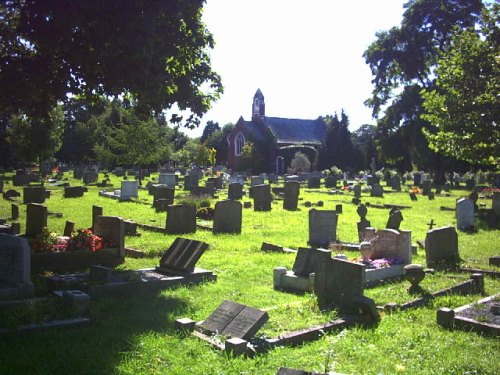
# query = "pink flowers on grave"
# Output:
<box><xmin>66</xmin><ymin>229</ymin><xmax>104</xmax><ymax>252</ymax></box>
<box><xmin>351</xmin><ymin>256</ymin><xmax>403</xmax><ymax>268</ymax></box>
<box><xmin>30</xmin><ymin>228</ymin><xmax>107</xmax><ymax>253</ymax></box>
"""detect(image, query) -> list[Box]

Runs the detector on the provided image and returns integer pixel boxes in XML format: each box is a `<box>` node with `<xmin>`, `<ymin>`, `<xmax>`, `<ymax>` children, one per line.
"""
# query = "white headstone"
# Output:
<box><xmin>456</xmin><ymin>198</ymin><xmax>474</xmax><ymax>231</ymax></box>
<box><xmin>159</xmin><ymin>173</ymin><xmax>176</xmax><ymax>188</ymax></box>
<box><xmin>120</xmin><ymin>180</ymin><xmax>139</xmax><ymax>200</ymax></box>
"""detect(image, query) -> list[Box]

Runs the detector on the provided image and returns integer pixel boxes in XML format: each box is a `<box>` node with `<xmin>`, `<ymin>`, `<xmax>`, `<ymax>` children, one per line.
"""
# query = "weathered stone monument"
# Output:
<box><xmin>252</xmin><ymin>184</ymin><xmax>272</xmax><ymax>211</ymax></box>
<box><xmin>158</xmin><ymin>173</ymin><xmax>176</xmax><ymax>188</ymax></box>
<box><xmin>25</xmin><ymin>203</ymin><xmax>47</xmax><ymax>237</ymax></box>
<box><xmin>23</xmin><ymin>186</ymin><xmax>47</xmax><ymax>204</ymax></box>
<box><xmin>425</xmin><ymin>226</ymin><xmax>459</xmax><ymax>267</ymax></box>
<box><xmin>166</xmin><ymin>204</ymin><xmax>197</xmax><ymax>234</ymax></box>
<box><xmin>228</xmin><ymin>182</ymin><xmax>243</xmax><ymax>200</ymax></box>
<box><xmin>456</xmin><ymin>198</ymin><xmax>475</xmax><ymax>231</ymax></box>
<box><xmin>356</xmin><ymin>204</ymin><xmax>371</xmax><ymax>242</ymax></box>
<box><xmin>308</xmin><ymin>209</ymin><xmax>338</xmax><ymax>247</ymax></box>
<box><xmin>386</xmin><ymin>208</ymin><xmax>403</xmax><ymax>230</ymax></box>
<box><xmin>307</xmin><ymin>176</ymin><xmax>320</xmax><ymax>189</ymax></box>
<box><xmin>0</xmin><ymin>234</ymin><xmax>34</xmax><ymax>301</ymax></box>
<box><xmin>213</xmin><ymin>200</ymin><xmax>242</xmax><ymax>234</ymax></box>
<box><xmin>120</xmin><ymin>180</ymin><xmax>139</xmax><ymax>200</ymax></box>
<box><xmin>283</xmin><ymin>181</ymin><xmax>300</xmax><ymax>211</ymax></box>
<box><xmin>370</xmin><ymin>184</ymin><xmax>384</xmax><ymax>197</ymax></box>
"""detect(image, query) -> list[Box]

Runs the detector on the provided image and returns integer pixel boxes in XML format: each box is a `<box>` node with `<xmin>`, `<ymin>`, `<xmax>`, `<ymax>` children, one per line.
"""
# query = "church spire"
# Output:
<box><xmin>252</xmin><ymin>89</ymin><xmax>265</xmax><ymax>120</ymax></box>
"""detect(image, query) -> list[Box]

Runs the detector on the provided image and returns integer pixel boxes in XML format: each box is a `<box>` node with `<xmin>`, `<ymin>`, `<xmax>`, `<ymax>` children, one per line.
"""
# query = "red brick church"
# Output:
<box><xmin>227</xmin><ymin>89</ymin><xmax>327</xmax><ymax>173</ymax></box>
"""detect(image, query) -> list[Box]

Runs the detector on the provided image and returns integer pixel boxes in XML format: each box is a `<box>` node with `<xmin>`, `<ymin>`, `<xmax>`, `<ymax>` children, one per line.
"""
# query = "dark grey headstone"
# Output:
<box><xmin>421</xmin><ymin>179</ymin><xmax>432</xmax><ymax>196</ymax></box>
<box><xmin>158</xmin><ymin>173</ymin><xmax>176</xmax><ymax>188</ymax></box>
<box><xmin>251</xmin><ymin>184</ymin><xmax>272</xmax><ymax>211</ymax></box>
<box><xmin>324</xmin><ymin>176</ymin><xmax>337</xmax><ymax>188</ymax></box>
<box><xmin>308</xmin><ymin>209</ymin><xmax>337</xmax><ymax>247</ymax></box>
<box><xmin>409</xmin><ymin>192</ymin><xmax>418</xmax><ymax>201</ymax></box>
<box><xmin>292</xmin><ymin>247</ymin><xmax>321</xmax><ymax>277</ymax></box>
<box><xmin>283</xmin><ymin>181</ymin><xmax>300</xmax><ymax>211</ymax></box>
<box><xmin>353</xmin><ymin>185</ymin><xmax>361</xmax><ymax>199</ymax></box>
<box><xmin>213</xmin><ymin>200</ymin><xmax>242</xmax><ymax>234</ymax></box>
<box><xmin>159</xmin><ymin>237</ymin><xmax>208</xmax><ymax>273</ymax></box>
<box><xmin>92</xmin><ymin>205</ymin><xmax>103</xmax><ymax>231</ymax></box>
<box><xmin>386</xmin><ymin>209</ymin><xmax>403</xmax><ymax>230</ymax></box>
<box><xmin>94</xmin><ymin>216</ymin><xmax>125</xmax><ymax>255</ymax></box>
<box><xmin>23</xmin><ymin>186</ymin><xmax>46</xmax><ymax>204</ymax></box>
<box><xmin>424</xmin><ymin>226</ymin><xmax>459</xmax><ymax>267</ymax></box>
<box><xmin>307</xmin><ymin>177</ymin><xmax>321</xmax><ymax>189</ymax></box>
<box><xmin>11</xmin><ymin>204</ymin><xmax>19</xmax><ymax>221</ymax></box>
<box><xmin>64</xmin><ymin>186</ymin><xmax>86</xmax><ymax>198</ymax></box>
<box><xmin>0</xmin><ymin>234</ymin><xmax>34</xmax><ymax>300</ymax></box>
<box><xmin>83</xmin><ymin>170</ymin><xmax>98</xmax><ymax>185</ymax></box>
<box><xmin>228</xmin><ymin>182</ymin><xmax>243</xmax><ymax>200</ymax></box>
<box><xmin>201</xmin><ymin>300</ymin><xmax>269</xmax><ymax>340</ymax></box>
<box><xmin>166</xmin><ymin>204</ymin><xmax>197</xmax><ymax>234</ymax></box>
<box><xmin>456</xmin><ymin>198</ymin><xmax>474</xmax><ymax>231</ymax></box>
<box><xmin>25</xmin><ymin>203</ymin><xmax>47</xmax><ymax>237</ymax></box>
<box><xmin>63</xmin><ymin>220</ymin><xmax>75</xmax><ymax>237</ymax></box>
<box><xmin>370</xmin><ymin>184</ymin><xmax>384</xmax><ymax>197</ymax></box>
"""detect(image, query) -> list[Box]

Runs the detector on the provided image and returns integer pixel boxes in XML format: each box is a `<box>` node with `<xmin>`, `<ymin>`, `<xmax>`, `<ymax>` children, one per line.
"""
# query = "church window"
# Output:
<box><xmin>235</xmin><ymin>133</ymin><xmax>245</xmax><ymax>156</ymax></box>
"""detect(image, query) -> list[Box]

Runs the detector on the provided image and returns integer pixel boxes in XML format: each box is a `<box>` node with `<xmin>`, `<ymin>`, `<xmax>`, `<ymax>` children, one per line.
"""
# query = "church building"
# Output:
<box><xmin>227</xmin><ymin>89</ymin><xmax>327</xmax><ymax>173</ymax></box>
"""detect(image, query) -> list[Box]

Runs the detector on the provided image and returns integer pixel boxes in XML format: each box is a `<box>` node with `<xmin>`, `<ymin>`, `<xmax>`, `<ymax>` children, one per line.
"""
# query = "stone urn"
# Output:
<box><xmin>404</xmin><ymin>264</ymin><xmax>425</xmax><ymax>293</ymax></box>
<box><xmin>359</xmin><ymin>241</ymin><xmax>373</xmax><ymax>264</ymax></box>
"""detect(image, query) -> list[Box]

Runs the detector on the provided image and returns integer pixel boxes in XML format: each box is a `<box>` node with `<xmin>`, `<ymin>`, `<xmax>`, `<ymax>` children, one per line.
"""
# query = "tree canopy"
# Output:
<box><xmin>0</xmin><ymin>0</ymin><xmax>222</xmax><ymax>127</ymax></box>
<box><xmin>421</xmin><ymin>4</ymin><xmax>499</xmax><ymax>165</ymax></box>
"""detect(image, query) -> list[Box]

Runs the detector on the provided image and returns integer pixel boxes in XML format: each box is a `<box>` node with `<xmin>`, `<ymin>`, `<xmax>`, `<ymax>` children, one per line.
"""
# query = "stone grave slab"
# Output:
<box><xmin>228</xmin><ymin>182</ymin><xmax>243</xmax><ymax>200</ymax></box>
<box><xmin>424</xmin><ymin>226</ymin><xmax>459</xmax><ymax>267</ymax></box>
<box><xmin>0</xmin><ymin>234</ymin><xmax>34</xmax><ymax>300</ymax></box>
<box><xmin>120</xmin><ymin>180</ymin><xmax>139</xmax><ymax>200</ymax></box>
<box><xmin>251</xmin><ymin>184</ymin><xmax>272</xmax><ymax>211</ymax></box>
<box><xmin>283</xmin><ymin>181</ymin><xmax>300</xmax><ymax>211</ymax></box>
<box><xmin>25</xmin><ymin>203</ymin><xmax>48</xmax><ymax>238</ymax></box>
<box><xmin>166</xmin><ymin>204</ymin><xmax>197</xmax><ymax>234</ymax></box>
<box><xmin>64</xmin><ymin>186</ymin><xmax>86</xmax><ymax>198</ymax></box>
<box><xmin>456</xmin><ymin>198</ymin><xmax>475</xmax><ymax>231</ymax></box>
<box><xmin>200</xmin><ymin>300</ymin><xmax>269</xmax><ymax>340</ymax></box>
<box><xmin>308</xmin><ymin>209</ymin><xmax>337</xmax><ymax>247</ymax></box>
<box><xmin>213</xmin><ymin>200</ymin><xmax>242</xmax><ymax>234</ymax></box>
<box><xmin>158</xmin><ymin>173</ymin><xmax>176</xmax><ymax>188</ymax></box>
<box><xmin>157</xmin><ymin>237</ymin><xmax>208</xmax><ymax>274</ymax></box>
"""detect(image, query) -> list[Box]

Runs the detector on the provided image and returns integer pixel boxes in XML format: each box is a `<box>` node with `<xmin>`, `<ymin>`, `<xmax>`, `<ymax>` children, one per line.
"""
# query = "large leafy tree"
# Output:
<box><xmin>364</xmin><ymin>0</ymin><xmax>483</xmax><ymax>176</ymax></box>
<box><xmin>319</xmin><ymin>111</ymin><xmax>355</xmax><ymax>171</ymax></box>
<box><xmin>0</xmin><ymin>0</ymin><xmax>222</xmax><ymax>127</ymax></box>
<box><xmin>7</xmin><ymin>106</ymin><xmax>64</xmax><ymax>165</ymax></box>
<box><xmin>421</xmin><ymin>4</ymin><xmax>499</xmax><ymax>165</ymax></box>
<box><xmin>204</xmin><ymin>123</ymin><xmax>234</xmax><ymax>164</ymax></box>
<box><xmin>200</xmin><ymin>120</ymin><xmax>220</xmax><ymax>143</ymax></box>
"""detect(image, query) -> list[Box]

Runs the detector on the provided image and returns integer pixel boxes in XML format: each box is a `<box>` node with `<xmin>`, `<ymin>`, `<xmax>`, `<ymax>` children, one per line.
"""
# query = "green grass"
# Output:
<box><xmin>0</xmin><ymin>172</ymin><xmax>499</xmax><ymax>375</ymax></box>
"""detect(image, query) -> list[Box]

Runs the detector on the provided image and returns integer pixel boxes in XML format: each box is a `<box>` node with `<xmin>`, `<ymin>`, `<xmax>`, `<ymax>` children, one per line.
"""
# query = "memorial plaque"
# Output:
<box><xmin>201</xmin><ymin>300</ymin><xmax>269</xmax><ymax>340</ymax></box>
<box><xmin>159</xmin><ymin>237</ymin><xmax>208</xmax><ymax>273</ymax></box>
<box><xmin>292</xmin><ymin>248</ymin><xmax>317</xmax><ymax>277</ymax></box>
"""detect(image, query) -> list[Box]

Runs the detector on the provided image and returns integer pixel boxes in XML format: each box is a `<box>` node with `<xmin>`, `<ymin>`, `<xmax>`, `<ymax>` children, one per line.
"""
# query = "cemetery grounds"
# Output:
<box><xmin>0</xmin><ymin>171</ymin><xmax>499</xmax><ymax>375</ymax></box>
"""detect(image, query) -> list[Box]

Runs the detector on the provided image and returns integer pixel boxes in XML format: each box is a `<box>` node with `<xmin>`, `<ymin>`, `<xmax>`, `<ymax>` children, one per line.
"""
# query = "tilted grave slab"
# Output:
<box><xmin>44</xmin><ymin>238</ymin><xmax>215</xmax><ymax>299</ymax></box>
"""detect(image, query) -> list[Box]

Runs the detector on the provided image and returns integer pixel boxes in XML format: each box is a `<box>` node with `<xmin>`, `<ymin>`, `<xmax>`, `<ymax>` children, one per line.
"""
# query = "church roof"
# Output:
<box><xmin>263</xmin><ymin>116</ymin><xmax>326</xmax><ymax>145</ymax></box>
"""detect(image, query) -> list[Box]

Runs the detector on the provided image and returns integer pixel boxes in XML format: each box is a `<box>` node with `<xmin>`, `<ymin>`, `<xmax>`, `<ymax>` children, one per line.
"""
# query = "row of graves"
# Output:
<box><xmin>1</xmin><ymin>168</ymin><xmax>498</xmax><ymax>364</ymax></box>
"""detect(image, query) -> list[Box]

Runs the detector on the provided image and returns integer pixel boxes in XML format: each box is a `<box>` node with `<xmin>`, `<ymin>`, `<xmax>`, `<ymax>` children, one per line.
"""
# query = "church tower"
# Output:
<box><xmin>252</xmin><ymin>89</ymin><xmax>265</xmax><ymax>120</ymax></box>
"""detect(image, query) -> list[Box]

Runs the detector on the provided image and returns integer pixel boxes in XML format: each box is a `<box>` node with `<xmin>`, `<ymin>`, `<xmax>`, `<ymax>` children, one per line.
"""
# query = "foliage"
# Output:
<box><xmin>421</xmin><ymin>4</ymin><xmax>500</xmax><ymax>165</ymax></box>
<box><xmin>363</xmin><ymin>0</ymin><xmax>483</xmax><ymax>170</ymax></box>
<box><xmin>237</xmin><ymin>141</ymin><xmax>266</xmax><ymax>173</ymax></box>
<box><xmin>0</xmin><ymin>0</ymin><xmax>222</xmax><ymax>127</ymax></box>
<box><xmin>177</xmin><ymin>195</ymin><xmax>212</xmax><ymax>209</ymax></box>
<box><xmin>204</xmin><ymin>123</ymin><xmax>234</xmax><ymax>164</ymax></box>
<box><xmin>66</xmin><ymin>229</ymin><xmax>105</xmax><ymax>252</ymax></box>
<box><xmin>200</xmin><ymin>120</ymin><xmax>220</xmax><ymax>143</ymax></box>
<box><xmin>288</xmin><ymin>151</ymin><xmax>311</xmax><ymax>173</ymax></box>
<box><xmin>7</xmin><ymin>106</ymin><xmax>64</xmax><ymax>165</ymax></box>
<box><xmin>319</xmin><ymin>111</ymin><xmax>356</xmax><ymax>171</ymax></box>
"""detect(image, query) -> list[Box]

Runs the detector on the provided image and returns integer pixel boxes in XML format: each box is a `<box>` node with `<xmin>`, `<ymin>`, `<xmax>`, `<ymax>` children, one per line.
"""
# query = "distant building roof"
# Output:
<box><xmin>263</xmin><ymin>117</ymin><xmax>326</xmax><ymax>145</ymax></box>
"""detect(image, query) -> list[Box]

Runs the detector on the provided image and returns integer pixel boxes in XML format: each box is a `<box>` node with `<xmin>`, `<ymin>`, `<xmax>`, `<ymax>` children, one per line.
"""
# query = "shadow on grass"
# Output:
<box><xmin>0</xmin><ymin>290</ymin><xmax>190</xmax><ymax>375</ymax></box>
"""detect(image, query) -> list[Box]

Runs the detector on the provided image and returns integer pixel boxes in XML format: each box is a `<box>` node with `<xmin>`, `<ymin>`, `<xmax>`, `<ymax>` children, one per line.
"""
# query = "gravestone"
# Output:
<box><xmin>353</xmin><ymin>184</ymin><xmax>361</xmax><ymax>199</ymax></box>
<box><xmin>25</xmin><ymin>203</ymin><xmax>47</xmax><ymax>237</ymax></box>
<box><xmin>363</xmin><ymin>228</ymin><xmax>412</xmax><ymax>264</ymax></box>
<box><xmin>166</xmin><ymin>204</ymin><xmax>197</xmax><ymax>234</ymax></box>
<box><xmin>23</xmin><ymin>186</ymin><xmax>46</xmax><ymax>204</ymax></box>
<box><xmin>64</xmin><ymin>186</ymin><xmax>86</xmax><ymax>198</ymax></box>
<box><xmin>11</xmin><ymin>204</ymin><xmax>19</xmax><ymax>220</ymax></box>
<box><xmin>456</xmin><ymin>198</ymin><xmax>475</xmax><ymax>231</ymax></box>
<box><xmin>413</xmin><ymin>173</ymin><xmax>422</xmax><ymax>187</ymax></box>
<box><xmin>308</xmin><ymin>209</ymin><xmax>337</xmax><ymax>247</ymax></box>
<box><xmin>292</xmin><ymin>247</ymin><xmax>323</xmax><ymax>276</ymax></box>
<box><xmin>493</xmin><ymin>192</ymin><xmax>500</xmax><ymax>216</ymax></box>
<box><xmin>205</xmin><ymin>181</ymin><xmax>216</xmax><ymax>197</ymax></box>
<box><xmin>83</xmin><ymin>170</ymin><xmax>98</xmax><ymax>185</ymax></box>
<box><xmin>73</xmin><ymin>167</ymin><xmax>84</xmax><ymax>179</ymax></box>
<box><xmin>114</xmin><ymin>167</ymin><xmax>125</xmax><ymax>177</ymax></box>
<box><xmin>252</xmin><ymin>184</ymin><xmax>272</xmax><ymax>211</ymax></box>
<box><xmin>228</xmin><ymin>182</ymin><xmax>243</xmax><ymax>200</ymax></box>
<box><xmin>409</xmin><ymin>192</ymin><xmax>417</xmax><ymax>201</ymax></box>
<box><xmin>386</xmin><ymin>208</ymin><xmax>403</xmax><ymax>230</ymax></box>
<box><xmin>425</xmin><ymin>226</ymin><xmax>459</xmax><ymax>267</ymax></box>
<box><xmin>153</xmin><ymin>185</ymin><xmax>175</xmax><ymax>201</ymax></box>
<box><xmin>421</xmin><ymin>179</ymin><xmax>432</xmax><ymax>196</ymax></box>
<box><xmin>92</xmin><ymin>205</ymin><xmax>103</xmax><ymax>231</ymax></box>
<box><xmin>391</xmin><ymin>175</ymin><xmax>401</xmax><ymax>191</ymax></box>
<box><xmin>356</xmin><ymin>204</ymin><xmax>371</xmax><ymax>242</ymax></box>
<box><xmin>251</xmin><ymin>176</ymin><xmax>264</xmax><ymax>187</ymax></box>
<box><xmin>428</xmin><ymin>191</ymin><xmax>435</xmax><ymax>200</ymax></box>
<box><xmin>200</xmin><ymin>300</ymin><xmax>269</xmax><ymax>340</ymax></box>
<box><xmin>94</xmin><ymin>216</ymin><xmax>125</xmax><ymax>255</ymax></box>
<box><xmin>63</xmin><ymin>220</ymin><xmax>75</xmax><ymax>237</ymax></box>
<box><xmin>158</xmin><ymin>237</ymin><xmax>209</xmax><ymax>273</ymax></box>
<box><xmin>213</xmin><ymin>200</ymin><xmax>242</xmax><ymax>234</ymax></box>
<box><xmin>12</xmin><ymin>174</ymin><xmax>30</xmax><ymax>186</ymax></box>
<box><xmin>183</xmin><ymin>174</ymin><xmax>199</xmax><ymax>191</ymax></box>
<box><xmin>324</xmin><ymin>176</ymin><xmax>337</xmax><ymax>188</ymax></box>
<box><xmin>370</xmin><ymin>184</ymin><xmax>383</xmax><ymax>197</ymax></box>
<box><xmin>154</xmin><ymin>198</ymin><xmax>170</xmax><ymax>212</ymax></box>
<box><xmin>120</xmin><ymin>180</ymin><xmax>139</xmax><ymax>200</ymax></box>
<box><xmin>465</xmin><ymin>178</ymin><xmax>475</xmax><ymax>190</ymax></box>
<box><xmin>158</xmin><ymin>173</ymin><xmax>176</xmax><ymax>188</ymax></box>
<box><xmin>0</xmin><ymin>234</ymin><xmax>34</xmax><ymax>300</ymax></box>
<box><xmin>307</xmin><ymin>176</ymin><xmax>321</xmax><ymax>189</ymax></box>
<box><xmin>229</xmin><ymin>175</ymin><xmax>244</xmax><ymax>185</ymax></box>
<box><xmin>314</xmin><ymin>249</ymin><xmax>365</xmax><ymax>312</ymax></box>
<box><xmin>283</xmin><ymin>181</ymin><xmax>300</xmax><ymax>211</ymax></box>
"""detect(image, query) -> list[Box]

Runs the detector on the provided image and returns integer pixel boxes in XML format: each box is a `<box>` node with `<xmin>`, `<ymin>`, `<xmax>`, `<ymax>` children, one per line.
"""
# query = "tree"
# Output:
<box><xmin>200</xmin><ymin>120</ymin><xmax>220</xmax><ymax>143</ymax></box>
<box><xmin>0</xmin><ymin>0</ymin><xmax>222</xmax><ymax>127</ymax></box>
<box><xmin>421</xmin><ymin>4</ymin><xmax>500</xmax><ymax>165</ymax></box>
<box><xmin>7</xmin><ymin>106</ymin><xmax>64</xmax><ymax>165</ymax></box>
<box><xmin>363</xmin><ymin>0</ymin><xmax>483</xmax><ymax>174</ymax></box>
<box><xmin>204</xmin><ymin>123</ymin><xmax>234</xmax><ymax>164</ymax></box>
<box><xmin>319</xmin><ymin>111</ymin><xmax>355</xmax><ymax>171</ymax></box>
<box><xmin>288</xmin><ymin>152</ymin><xmax>311</xmax><ymax>173</ymax></box>
<box><xmin>351</xmin><ymin>124</ymin><xmax>378</xmax><ymax>170</ymax></box>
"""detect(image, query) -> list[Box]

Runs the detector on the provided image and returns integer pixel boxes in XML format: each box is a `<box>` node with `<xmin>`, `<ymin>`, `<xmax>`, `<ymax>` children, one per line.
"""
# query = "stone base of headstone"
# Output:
<box><xmin>489</xmin><ymin>256</ymin><xmax>500</xmax><ymax>267</ymax></box>
<box><xmin>273</xmin><ymin>267</ymin><xmax>315</xmax><ymax>293</ymax></box>
<box><xmin>174</xmin><ymin>318</ymin><xmax>196</xmax><ymax>333</ymax></box>
<box><xmin>225</xmin><ymin>337</ymin><xmax>248</xmax><ymax>357</ymax></box>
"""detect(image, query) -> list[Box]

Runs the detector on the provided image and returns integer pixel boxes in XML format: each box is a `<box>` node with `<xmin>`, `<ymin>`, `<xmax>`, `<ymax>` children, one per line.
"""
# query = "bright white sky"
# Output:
<box><xmin>181</xmin><ymin>0</ymin><xmax>407</xmax><ymax>138</ymax></box>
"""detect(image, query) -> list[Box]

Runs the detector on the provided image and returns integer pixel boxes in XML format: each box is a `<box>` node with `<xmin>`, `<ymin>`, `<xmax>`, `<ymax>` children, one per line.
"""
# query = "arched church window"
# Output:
<box><xmin>235</xmin><ymin>133</ymin><xmax>245</xmax><ymax>156</ymax></box>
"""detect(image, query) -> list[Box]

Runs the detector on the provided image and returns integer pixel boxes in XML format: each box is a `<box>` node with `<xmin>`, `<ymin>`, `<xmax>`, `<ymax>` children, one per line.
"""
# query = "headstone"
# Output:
<box><xmin>94</xmin><ymin>216</ymin><xmax>125</xmax><ymax>255</ymax></box>
<box><xmin>456</xmin><ymin>198</ymin><xmax>475</xmax><ymax>231</ymax></box>
<box><xmin>250</xmin><ymin>176</ymin><xmax>264</xmax><ymax>187</ymax></box>
<box><xmin>0</xmin><ymin>234</ymin><xmax>34</xmax><ymax>300</ymax></box>
<box><xmin>183</xmin><ymin>174</ymin><xmax>199</xmax><ymax>191</ymax></box>
<box><xmin>166</xmin><ymin>204</ymin><xmax>197</xmax><ymax>234</ymax></box>
<box><xmin>11</xmin><ymin>204</ymin><xmax>19</xmax><ymax>220</ymax></box>
<box><xmin>73</xmin><ymin>167</ymin><xmax>84</xmax><ymax>179</ymax></box>
<box><xmin>158</xmin><ymin>237</ymin><xmax>209</xmax><ymax>273</ymax></box>
<box><xmin>153</xmin><ymin>185</ymin><xmax>175</xmax><ymax>202</ymax></box>
<box><xmin>154</xmin><ymin>198</ymin><xmax>170</xmax><ymax>212</ymax></box>
<box><xmin>493</xmin><ymin>192</ymin><xmax>500</xmax><ymax>216</ymax></box>
<box><xmin>363</xmin><ymin>228</ymin><xmax>412</xmax><ymax>264</ymax></box>
<box><xmin>114</xmin><ymin>167</ymin><xmax>125</xmax><ymax>177</ymax></box>
<box><xmin>308</xmin><ymin>209</ymin><xmax>338</xmax><ymax>247</ymax></box>
<box><xmin>391</xmin><ymin>175</ymin><xmax>401</xmax><ymax>191</ymax></box>
<box><xmin>120</xmin><ymin>180</ymin><xmax>139</xmax><ymax>200</ymax></box>
<box><xmin>424</xmin><ymin>226</ymin><xmax>459</xmax><ymax>267</ymax></box>
<box><xmin>421</xmin><ymin>179</ymin><xmax>432</xmax><ymax>196</ymax></box>
<box><xmin>158</xmin><ymin>173</ymin><xmax>176</xmax><ymax>188</ymax></box>
<box><xmin>353</xmin><ymin>184</ymin><xmax>361</xmax><ymax>199</ymax></box>
<box><xmin>23</xmin><ymin>186</ymin><xmax>46</xmax><ymax>204</ymax></box>
<box><xmin>25</xmin><ymin>203</ymin><xmax>47</xmax><ymax>237</ymax></box>
<box><xmin>292</xmin><ymin>247</ymin><xmax>323</xmax><ymax>276</ymax></box>
<box><xmin>228</xmin><ymin>182</ymin><xmax>243</xmax><ymax>200</ymax></box>
<box><xmin>370</xmin><ymin>184</ymin><xmax>383</xmax><ymax>197</ymax></box>
<box><xmin>409</xmin><ymin>192</ymin><xmax>417</xmax><ymax>201</ymax></box>
<box><xmin>213</xmin><ymin>200</ymin><xmax>242</xmax><ymax>234</ymax></box>
<box><xmin>356</xmin><ymin>204</ymin><xmax>371</xmax><ymax>242</ymax></box>
<box><xmin>413</xmin><ymin>173</ymin><xmax>422</xmax><ymax>187</ymax></box>
<box><xmin>324</xmin><ymin>176</ymin><xmax>337</xmax><ymax>188</ymax></box>
<box><xmin>64</xmin><ymin>186</ymin><xmax>86</xmax><ymax>198</ymax></box>
<box><xmin>200</xmin><ymin>300</ymin><xmax>269</xmax><ymax>340</ymax></box>
<box><xmin>386</xmin><ymin>208</ymin><xmax>403</xmax><ymax>230</ymax></box>
<box><xmin>307</xmin><ymin>176</ymin><xmax>321</xmax><ymax>189</ymax></box>
<box><xmin>251</xmin><ymin>184</ymin><xmax>272</xmax><ymax>211</ymax></box>
<box><xmin>370</xmin><ymin>157</ymin><xmax>376</xmax><ymax>176</ymax></box>
<box><xmin>283</xmin><ymin>181</ymin><xmax>300</xmax><ymax>211</ymax></box>
<box><xmin>428</xmin><ymin>191</ymin><xmax>435</xmax><ymax>200</ymax></box>
<box><xmin>63</xmin><ymin>220</ymin><xmax>75</xmax><ymax>237</ymax></box>
<box><xmin>83</xmin><ymin>170</ymin><xmax>98</xmax><ymax>185</ymax></box>
<box><xmin>335</xmin><ymin>204</ymin><xmax>343</xmax><ymax>214</ymax></box>
<box><xmin>92</xmin><ymin>205</ymin><xmax>103</xmax><ymax>231</ymax></box>
<box><xmin>465</xmin><ymin>178</ymin><xmax>475</xmax><ymax>190</ymax></box>
<box><xmin>314</xmin><ymin>249</ymin><xmax>365</xmax><ymax>312</ymax></box>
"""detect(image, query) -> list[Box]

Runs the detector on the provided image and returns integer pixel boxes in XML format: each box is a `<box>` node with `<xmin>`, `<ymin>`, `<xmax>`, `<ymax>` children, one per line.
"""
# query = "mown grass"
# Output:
<box><xmin>0</xmin><ymin>171</ymin><xmax>498</xmax><ymax>375</ymax></box>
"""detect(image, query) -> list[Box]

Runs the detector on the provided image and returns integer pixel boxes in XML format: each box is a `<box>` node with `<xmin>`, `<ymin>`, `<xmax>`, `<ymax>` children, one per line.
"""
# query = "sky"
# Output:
<box><xmin>181</xmin><ymin>0</ymin><xmax>407</xmax><ymax>138</ymax></box>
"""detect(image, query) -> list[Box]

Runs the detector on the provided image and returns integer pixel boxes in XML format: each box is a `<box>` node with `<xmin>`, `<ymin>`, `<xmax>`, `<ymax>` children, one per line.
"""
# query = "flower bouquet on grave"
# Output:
<box><xmin>66</xmin><ymin>229</ymin><xmax>104</xmax><ymax>252</ymax></box>
<box><xmin>350</xmin><ymin>256</ymin><xmax>403</xmax><ymax>269</ymax></box>
<box><xmin>30</xmin><ymin>227</ymin><xmax>67</xmax><ymax>253</ymax></box>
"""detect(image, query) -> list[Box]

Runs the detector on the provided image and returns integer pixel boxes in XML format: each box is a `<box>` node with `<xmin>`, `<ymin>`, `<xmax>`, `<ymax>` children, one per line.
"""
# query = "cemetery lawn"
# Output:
<box><xmin>0</xmin><ymin>172</ymin><xmax>499</xmax><ymax>375</ymax></box>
